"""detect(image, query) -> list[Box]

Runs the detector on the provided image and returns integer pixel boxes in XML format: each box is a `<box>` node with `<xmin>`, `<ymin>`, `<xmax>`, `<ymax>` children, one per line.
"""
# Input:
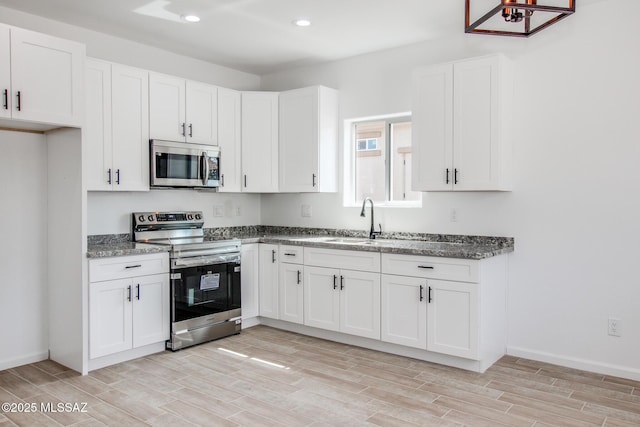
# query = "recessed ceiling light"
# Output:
<box><xmin>182</xmin><ymin>15</ymin><xmax>201</xmax><ymax>23</ymax></box>
<box><xmin>293</xmin><ymin>18</ymin><xmax>311</xmax><ymax>27</ymax></box>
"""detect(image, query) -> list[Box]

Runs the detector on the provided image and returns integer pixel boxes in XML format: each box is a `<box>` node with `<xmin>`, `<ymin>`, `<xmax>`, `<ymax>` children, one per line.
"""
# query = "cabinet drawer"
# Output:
<box><xmin>89</xmin><ymin>253</ymin><xmax>169</xmax><ymax>282</ymax></box>
<box><xmin>279</xmin><ymin>245</ymin><xmax>303</xmax><ymax>264</ymax></box>
<box><xmin>304</xmin><ymin>247</ymin><xmax>380</xmax><ymax>272</ymax></box>
<box><xmin>381</xmin><ymin>253</ymin><xmax>478</xmax><ymax>283</ymax></box>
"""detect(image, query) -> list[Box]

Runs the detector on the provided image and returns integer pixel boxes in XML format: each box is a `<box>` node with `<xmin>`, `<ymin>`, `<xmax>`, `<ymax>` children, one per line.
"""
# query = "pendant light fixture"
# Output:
<box><xmin>465</xmin><ymin>0</ymin><xmax>575</xmax><ymax>37</ymax></box>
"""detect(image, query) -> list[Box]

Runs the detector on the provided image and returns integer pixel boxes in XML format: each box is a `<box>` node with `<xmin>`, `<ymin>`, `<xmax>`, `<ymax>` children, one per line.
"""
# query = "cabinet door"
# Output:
<box><xmin>427</xmin><ymin>279</ymin><xmax>479</xmax><ymax>360</ymax></box>
<box><xmin>339</xmin><ymin>270</ymin><xmax>380</xmax><ymax>339</ymax></box>
<box><xmin>10</xmin><ymin>27</ymin><xmax>84</xmax><ymax>127</ymax></box>
<box><xmin>453</xmin><ymin>56</ymin><xmax>500</xmax><ymax>191</ymax></box>
<box><xmin>258</xmin><ymin>244</ymin><xmax>279</xmax><ymax>319</ymax></box>
<box><xmin>279</xmin><ymin>87</ymin><xmax>318</xmax><ymax>192</ymax></box>
<box><xmin>89</xmin><ymin>279</ymin><xmax>132</xmax><ymax>359</ymax></box>
<box><xmin>132</xmin><ymin>273</ymin><xmax>169</xmax><ymax>348</ymax></box>
<box><xmin>84</xmin><ymin>59</ymin><xmax>113</xmax><ymax>191</ymax></box>
<box><xmin>278</xmin><ymin>263</ymin><xmax>304</xmax><ymax>324</ymax></box>
<box><xmin>303</xmin><ymin>266</ymin><xmax>340</xmax><ymax>332</ymax></box>
<box><xmin>240</xmin><ymin>243</ymin><xmax>259</xmax><ymax>320</ymax></box>
<box><xmin>241</xmin><ymin>92</ymin><xmax>279</xmax><ymax>192</ymax></box>
<box><xmin>111</xmin><ymin>65</ymin><xmax>149</xmax><ymax>191</ymax></box>
<box><xmin>381</xmin><ymin>275</ymin><xmax>427</xmax><ymax>349</ymax></box>
<box><xmin>411</xmin><ymin>63</ymin><xmax>453</xmax><ymax>191</ymax></box>
<box><xmin>149</xmin><ymin>73</ymin><xmax>186</xmax><ymax>141</ymax></box>
<box><xmin>0</xmin><ymin>24</ymin><xmax>10</xmax><ymax>119</ymax></box>
<box><xmin>186</xmin><ymin>81</ymin><xmax>217</xmax><ymax>145</ymax></box>
<box><xmin>217</xmin><ymin>88</ymin><xmax>242</xmax><ymax>192</ymax></box>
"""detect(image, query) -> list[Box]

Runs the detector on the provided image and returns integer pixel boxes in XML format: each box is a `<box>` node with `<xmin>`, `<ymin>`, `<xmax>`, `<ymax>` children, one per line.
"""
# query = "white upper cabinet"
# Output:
<box><xmin>217</xmin><ymin>88</ymin><xmax>242</xmax><ymax>192</ymax></box>
<box><xmin>279</xmin><ymin>86</ymin><xmax>339</xmax><ymax>193</ymax></box>
<box><xmin>85</xmin><ymin>58</ymin><xmax>149</xmax><ymax>191</ymax></box>
<box><xmin>241</xmin><ymin>91</ymin><xmax>279</xmax><ymax>192</ymax></box>
<box><xmin>0</xmin><ymin>24</ymin><xmax>84</xmax><ymax>127</ymax></box>
<box><xmin>149</xmin><ymin>73</ymin><xmax>218</xmax><ymax>145</ymax></box>
<box><xmin>412</xmin><ymin>54</ymin><xmax>513</xmax><ymax>191</ymax></box>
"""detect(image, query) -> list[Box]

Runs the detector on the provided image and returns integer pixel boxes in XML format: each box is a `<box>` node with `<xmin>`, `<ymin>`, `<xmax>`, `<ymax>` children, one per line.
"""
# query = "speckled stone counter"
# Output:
<box><xmin>88</xmin><ymin>226</ymin><xmax>513</xmax><ymax>260</ymax></box>
<box><xmin>87</xmin><ymin>235</ymin><xmax>170</xmax><ymax>258</ymax></box>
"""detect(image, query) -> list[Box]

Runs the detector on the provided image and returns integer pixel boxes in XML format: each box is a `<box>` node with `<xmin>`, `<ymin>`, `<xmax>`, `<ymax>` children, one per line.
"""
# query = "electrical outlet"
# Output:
<box><xmin>301</xmin><ymin>204</ymin><xmax>312</xmax><ymax>218</ymax></box>
<box><xmin>213</xmin><ymin>206</ymin><xmax>224</xmax><ymax>217</ymax></box>
<box><xmin>450</xmin><ymin>208</ymin><xmax>458</xmax><ymax>222</ymax></box>
<box><xmin>608</xmin><ymin>317</ymin><xmax>622</xmax><ymax>337</ymax></box>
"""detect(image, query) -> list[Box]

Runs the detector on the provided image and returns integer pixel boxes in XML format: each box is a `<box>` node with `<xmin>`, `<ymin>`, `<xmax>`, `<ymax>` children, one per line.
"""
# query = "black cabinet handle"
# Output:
<box><xmin>312</xmin><ymin>173</ymin><xmax>317</xmax><ymax>187</ymax></box>
<box><xmin>244</xmin><ymin>175</ymin><xmax>247</xmax><ymax>188</ymax></box>
<box><xmin>125</xmin><ymin>264</ymin><xmax>142</xmax><ymax>269</ymax></box>
<box><xmin>116</xmin><ymin>169</ymin><xmax>121</xmax><ymax>185</ymax></box>
<box><xmin>428</xmin><ymin>286</ymin><xmax>432</xmax><ymax>303</ymax></box>
<box><xmin>419</xmin><ymin>285</ymin><xmax>424</xmax><ymax>302</ymax></box>
<box><xmin>127</xmin><ymin>285</ymin><xmax>132</xmax><ymax>302</ymax></box>
<box><xmin>181</xmin><ymin>122</ymin><xmax>186</xmax><ymax>137</ymax></box>
<box><xmin>297</xmin><ymin>270</ymin><xmax>301</xmax><ymax>284</ymax></box>
<box><xmin>136</xmin><ymin>284</ymin><xmax>140</xmax><ymax>300</ymax></box>
<box><xmin>2</xmin><ymin>89</ymin><xmax>7</xmax><ymax>110</ymax></box>
<box><xmin>189</xmin><ymin>123</ymin><xmax>193</xmax><ymax>137</ymax></box>
<box><xmin>446</xmin><ymin>168</ymin><xmax>450</xmax><ymax>184</ymax></box>
<box><xmin>221</xmin><ymin>174</ymin><xmax>225</xmax><ymax>187</ymax></box>
<box><xmin>340</xmin><ymin>275</ymin><xmax>344</xmax><ymax>290</ymax></box>
<box><xmin>272</xmin><ymin>249</ymin><xmax>276</xmax><ymax>263</ymax></box>
<box><xmin>418</xmin><ymin>265</ymin><xmax>434</xmax><ymax>270</ymax></box>
<box><xmin>454</xmin><ymin>168</ymin><xmax>459</xmax><ymax>185</ymax></box>
<box><xmin>284</xmin><ymin>253</ymin><xmax>296</xmax><ymax>257</ymax></box>
<box><xmin>333</xmin><ymin>275</ymin><xmax>337</xmax><ymax>290</ymax></box>
<box><xmin>16</xmin><ymin>91</ymin><xmax>21</xmax><ymax>111</ymax></box>
<box><xmin>107</xmin><ymin>168</ymin><xmax>112</xmax><ymax>184</ymax></box>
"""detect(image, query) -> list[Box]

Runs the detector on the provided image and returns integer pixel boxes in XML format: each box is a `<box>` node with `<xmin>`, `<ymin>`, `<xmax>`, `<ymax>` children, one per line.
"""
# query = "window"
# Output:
<box><xmin>345</xmin><ymin>114</ymin><xmax>421</xmax><ymax>207</ymax></box>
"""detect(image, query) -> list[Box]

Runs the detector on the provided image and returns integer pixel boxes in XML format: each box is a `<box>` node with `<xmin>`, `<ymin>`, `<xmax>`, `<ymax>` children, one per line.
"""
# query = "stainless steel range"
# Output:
<box><xmin>132</xmin><ymin>211</ymin><xmax>241</xmax><ymax>350</ymax></box>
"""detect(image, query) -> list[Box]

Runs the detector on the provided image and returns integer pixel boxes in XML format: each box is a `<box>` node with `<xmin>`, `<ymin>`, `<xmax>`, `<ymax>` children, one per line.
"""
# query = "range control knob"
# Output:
<box><xmin>187</xmin><ymin>214</ymin><xmax>194</xmax><ymax>220</ymax></box>
<box><xmin>138</xmin><ymin>215</ymin><xmax>145</xmax><ymax>222</ymax></box>
<box><xmin>195</xmin><ymin>214</ymin><xmax>202</xmax><ymax>220</ymax></box>
<box><xmin>147</xmin><ymin>215</ymin><xmax>154</xmax><ymax>222</ymax></box>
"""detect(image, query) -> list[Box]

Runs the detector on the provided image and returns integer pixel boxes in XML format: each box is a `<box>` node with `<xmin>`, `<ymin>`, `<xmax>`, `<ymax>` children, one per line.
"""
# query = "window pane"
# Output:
<box><xmin>390</xmin><ymin>122</ymin><xmax>420</xmax><ymax>202</ymax></box>
<box><xmin>367</xmin><ymin>139</ymin><xmax>378</xmax><ymax>150</ymax></box>
<box><xmin>355</xmin><ymin>121</ymin><xmax>385</xmax><ymax>204</ymax></box>
<box><xmin>357</xmin><ymin>140</ymin><xmax>366</xmax><ymax>150</ymax></box>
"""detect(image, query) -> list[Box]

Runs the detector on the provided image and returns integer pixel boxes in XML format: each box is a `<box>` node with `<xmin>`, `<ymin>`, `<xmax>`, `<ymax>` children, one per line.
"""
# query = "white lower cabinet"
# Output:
<box><xmin>304</xmin><ymin>266</ymin><xmax>380</xmax><ymax>340</ymax></box>
<box><xmin>381</xmin><ymin>274</ymin><xmax>427</xmax><ymax>349</ymax></box>
<box><xmin>89</xmin><ymin>253</ymin><xmax>169</xmax><ymax>361</ymax></box>
<box><xmin>279</xmin><ymin>262</ymin><xmax>304</xmax><ymax>324</ymax></box>
<box><xmin>240</xmin><ymin>243</ymin><xmax>259</xmax><ymax>320</ymax></box>
<box><xmin>258</xmin><ymin>244</ymin><xmax>279</xmax><ymax>319</ymax></box>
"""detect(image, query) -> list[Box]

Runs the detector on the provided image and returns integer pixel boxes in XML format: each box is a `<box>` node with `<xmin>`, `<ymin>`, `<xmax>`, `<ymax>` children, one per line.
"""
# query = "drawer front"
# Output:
<box><xmin>381</xmin><ymin>253</ymin><xmax>478</xmax><ymax>283</ymax></box>
<box><xmin>304</xmin><ymin>247</ymin><xmax>380</xmax><ymax>272</ymax></box>
<box><xmin>279</xmin><ymin>245</ymin><xmax>304</xmax><ymax>264</ymax></box>
<box><xmin>89</xmin><ymin>253</ymin><xmax>169</xmax><ymax>282</ymax></box>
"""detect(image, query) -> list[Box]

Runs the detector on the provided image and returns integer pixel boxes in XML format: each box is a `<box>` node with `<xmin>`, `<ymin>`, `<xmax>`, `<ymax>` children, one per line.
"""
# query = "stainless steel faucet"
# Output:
<box><xmin>360</xmin><ymin>197</ymin><xmax>382</xmax><ymax>239</ymax></box>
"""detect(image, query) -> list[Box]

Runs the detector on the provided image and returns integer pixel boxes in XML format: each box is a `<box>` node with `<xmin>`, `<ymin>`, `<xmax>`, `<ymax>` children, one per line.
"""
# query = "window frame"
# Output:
<box><xmin>343</xmin><ymin>112</ymin><xmax>421</xmax><ymax>208</ymax></box>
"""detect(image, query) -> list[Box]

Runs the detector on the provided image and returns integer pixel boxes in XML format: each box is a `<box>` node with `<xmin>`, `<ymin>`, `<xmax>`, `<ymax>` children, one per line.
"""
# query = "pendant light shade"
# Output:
<box><xmin>465</xmin><ymin>0</ymin><xmax>575</xmax><ymax>37</ymax></box>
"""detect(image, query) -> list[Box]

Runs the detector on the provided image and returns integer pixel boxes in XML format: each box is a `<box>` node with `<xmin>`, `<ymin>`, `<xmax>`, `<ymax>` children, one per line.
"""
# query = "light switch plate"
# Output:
<box><xmin>301</xmin><ymin>204</ymin><xmax>312</xmax><ymax>217</ymax></box>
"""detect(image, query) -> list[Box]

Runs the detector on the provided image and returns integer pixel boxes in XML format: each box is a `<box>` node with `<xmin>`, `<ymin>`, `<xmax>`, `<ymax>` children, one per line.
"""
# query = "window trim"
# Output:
<box><xmin>343</xmin><ymin>112</ymin><xmax>421</xmax><ymax>208</ymax></box>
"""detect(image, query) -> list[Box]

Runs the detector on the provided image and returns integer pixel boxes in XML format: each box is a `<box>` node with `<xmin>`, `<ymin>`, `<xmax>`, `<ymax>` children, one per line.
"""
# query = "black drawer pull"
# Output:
<box><xmin>284</xmin><ymin>253</ymin><xmax>296</xmax><ymax>256</ymax></box>
<box><xmin>418</xmin><ymin>265</ymin><xmax>434</xmax><ymax>269</ymax></box>
<box><xmin>125</xmin><ymin>264</ymin><xmax>142</xmax><ymax>269</ymax></box>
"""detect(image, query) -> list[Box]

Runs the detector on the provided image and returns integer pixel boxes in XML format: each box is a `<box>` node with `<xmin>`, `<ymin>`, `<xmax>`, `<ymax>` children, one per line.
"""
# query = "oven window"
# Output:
<box><xmin>172</xmin><ymin>263</ymin><xmax>235</xmax><ymax>323</ymax></box>
<box><xmin>155</xmin><ymin>153</ymin><xmax>199</xmax><ymax>180</ymax></box>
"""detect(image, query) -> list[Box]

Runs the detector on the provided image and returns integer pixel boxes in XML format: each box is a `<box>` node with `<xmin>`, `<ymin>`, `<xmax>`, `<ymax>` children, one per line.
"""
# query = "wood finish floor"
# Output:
<box><xmin>0</xmin><ymin>325</ymin><xmax>639</xmax><ymax>426</ymax></box>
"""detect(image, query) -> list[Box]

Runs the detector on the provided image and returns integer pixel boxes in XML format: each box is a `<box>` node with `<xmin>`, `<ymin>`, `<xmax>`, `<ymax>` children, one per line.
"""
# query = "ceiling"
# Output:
<box><xmin>0</xmin><ymin>0</ymin><xmax>605</xmax><ymax>75</ymax></box>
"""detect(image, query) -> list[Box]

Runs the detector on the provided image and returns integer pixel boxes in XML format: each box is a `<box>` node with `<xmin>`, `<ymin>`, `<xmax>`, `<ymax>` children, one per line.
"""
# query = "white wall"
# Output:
<box><xmin>0</xmin><ymin>130</ymin><xmax>49</xmax><ymax>369</ymax></box>
<box><xmin>0</xmin><ymin>6</ymin><xmax>260</xmax><ymax>90</ymax></box>
<box><xmin>261</xmin><ymin>0</ymin><xmax>640</xmax><ymax>378</ymax></box>
<box><xmin>88</xmin><ymin>191</ymin><xmax>261</xmax><ymax>235</ymax></box>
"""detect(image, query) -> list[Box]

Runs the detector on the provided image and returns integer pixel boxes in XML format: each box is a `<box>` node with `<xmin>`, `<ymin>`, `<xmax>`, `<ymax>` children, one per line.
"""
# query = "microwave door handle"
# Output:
<box><xmin>201</xmin><ymin>152</ymin><xmax>209</xmax><ymax>186</ymax></box>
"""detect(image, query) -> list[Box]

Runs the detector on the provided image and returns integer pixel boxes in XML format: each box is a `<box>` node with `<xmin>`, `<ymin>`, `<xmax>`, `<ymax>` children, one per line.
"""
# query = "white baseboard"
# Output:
<box><xmin>507</xmin><ymin>346</ymin><xmax>640</xmax><ymax>381</ymax></box>
<box><xmin>0</xmin><ymin>351</ymin><xmax>49</xmax><ymax>371</ymax></box>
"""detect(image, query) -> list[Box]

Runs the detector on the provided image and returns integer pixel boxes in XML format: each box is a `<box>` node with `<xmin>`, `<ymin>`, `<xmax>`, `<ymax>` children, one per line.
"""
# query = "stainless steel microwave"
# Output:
<box><xmin>150</xmin><ymin>140</ymin><xmax>220</xmax><ymax>188</ymax></box>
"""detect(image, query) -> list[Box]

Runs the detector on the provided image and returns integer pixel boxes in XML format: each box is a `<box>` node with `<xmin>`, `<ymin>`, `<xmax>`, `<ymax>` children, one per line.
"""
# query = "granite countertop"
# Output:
<box><xmin>87</xmin><ymin>227</ymin><xmax>513</xmax><ymax>260</ymax></box>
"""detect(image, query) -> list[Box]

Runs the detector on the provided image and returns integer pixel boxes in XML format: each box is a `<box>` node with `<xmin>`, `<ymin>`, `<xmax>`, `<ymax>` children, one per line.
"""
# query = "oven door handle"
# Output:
<box><xmin>172</xmin><ymin>253</ymin><xmax>240</xmax><ymax>269</ymax></box>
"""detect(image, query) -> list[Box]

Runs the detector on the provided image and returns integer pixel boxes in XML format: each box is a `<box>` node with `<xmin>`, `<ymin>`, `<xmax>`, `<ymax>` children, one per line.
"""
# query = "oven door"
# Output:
<box><xmin>150</xmin><ymin>139</ymin><xmax>219</xmax><ymax>188</ymax></box>
<box><xmin>170</xmin><ymin>256</ymin><xmax>241</xmax><ymax>327</ymax></box>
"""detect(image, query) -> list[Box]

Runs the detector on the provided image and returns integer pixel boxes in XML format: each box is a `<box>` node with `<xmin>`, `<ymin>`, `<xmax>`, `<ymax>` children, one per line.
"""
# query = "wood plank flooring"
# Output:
<box><xmin>0</xmin><ymin>325</ymin><xmax>638</xmax><ymax>426</ymax></box>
